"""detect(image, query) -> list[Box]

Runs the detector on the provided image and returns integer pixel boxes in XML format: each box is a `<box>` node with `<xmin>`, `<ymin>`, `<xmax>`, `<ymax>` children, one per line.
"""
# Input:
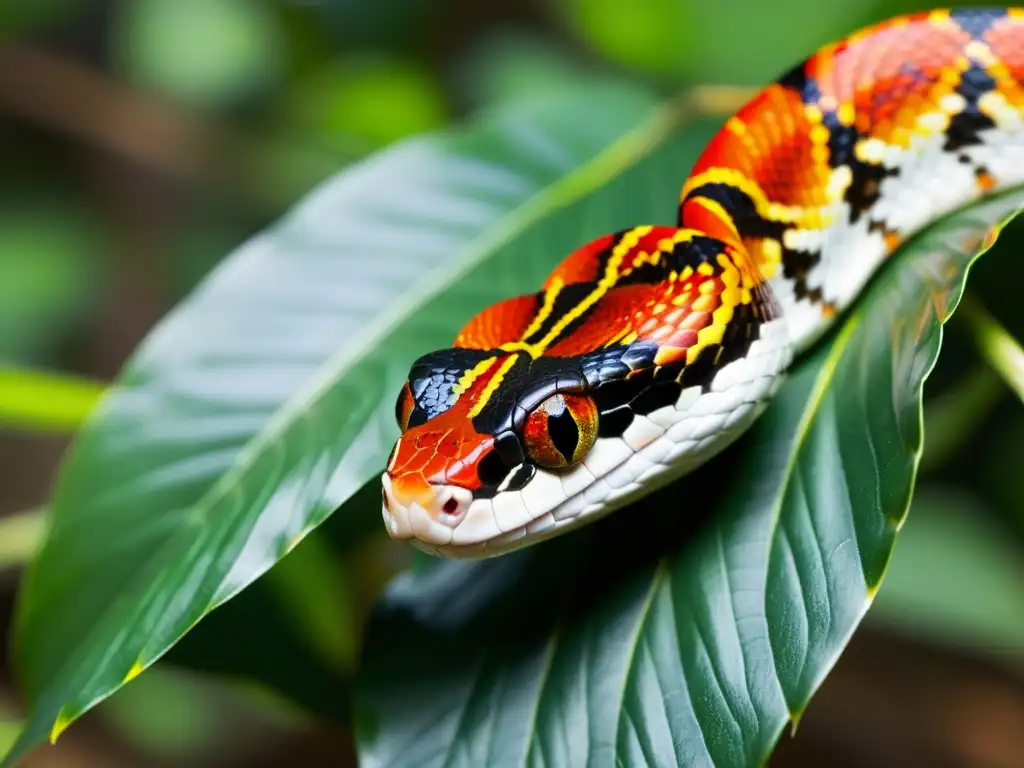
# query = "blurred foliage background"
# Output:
<box><xmin>0</xmin><ymin>0</ymin><xmax>1021</xmax><ymax>765</ymax></box>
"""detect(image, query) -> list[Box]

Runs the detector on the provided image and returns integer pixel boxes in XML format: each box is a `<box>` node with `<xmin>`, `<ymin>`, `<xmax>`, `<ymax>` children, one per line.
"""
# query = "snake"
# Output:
<box><xmin>379</xmin><ymin>7</ymin><xmax>1024</xmax><ymax>558</ymax></box>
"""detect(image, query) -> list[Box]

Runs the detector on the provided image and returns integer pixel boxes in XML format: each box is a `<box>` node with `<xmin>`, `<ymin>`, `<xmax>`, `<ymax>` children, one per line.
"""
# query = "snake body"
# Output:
<box><xmin>381</xmin><ymin>7</ymin><xmax>1024</xmax><ymax>558</ymax></box>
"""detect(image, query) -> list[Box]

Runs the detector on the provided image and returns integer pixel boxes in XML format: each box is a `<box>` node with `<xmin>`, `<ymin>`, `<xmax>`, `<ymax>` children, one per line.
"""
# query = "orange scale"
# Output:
<box><xmin>654</xmin><ymin>346</ymin><xmax>687</xmax><ymax>366</ymax></box>
<box><xmin>666</xmin><ymin>329</ymin><xmax>699</xmax><ymax>349</ymax></box>
<box><xmin>454</xmin><ymin>293</ymin><xmax>541</xmax><ymax>349</ymax></box>
<box><xmin>680</xmin><ymin>310</ymin><xmax>712</xmax><ymax>331</ymax></box>
<box><xmin>636</xmin><ymin>317</ymin><xmax>661</xmax><ymax>336</ymax></box>
<box><xmin>988</xmin><ymin>15</ymin><xmax>1024</xmax><ymax>77</ymax></box>
<box><xmin>415</xmin><ymin>430</ymin><xmax>441</xmax><ymax>450</ymax></box>
<box><xmin>691</xmin><ymin>293</ymin><xmax>719</xmax><ymax>313</ymax></box>
<box><xmin>663</xmin><ymin>307</ymin><xmax>686</xmax><ymax>326</ymax></box>
<box><xmin>546</xmin><ymin>282</ymin><xmax>665</xmax><ymax>356</ymax></box>
<box><xmin>436</xmin><ymin>437</ymin><xmax>461</xmax><ymax>459</ymax></box>
<box><xmin>541</xmin><ymin>232</ymin><xmax>617</xmax><ymax>289</ymax></box>
<box><xmin>647</xmin><ymin>325</ymin><xmax>675</xmax><ymax>343</ymax></box>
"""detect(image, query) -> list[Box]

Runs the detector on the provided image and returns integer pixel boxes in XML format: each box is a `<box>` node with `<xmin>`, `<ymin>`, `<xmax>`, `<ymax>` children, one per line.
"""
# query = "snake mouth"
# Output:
<box><xmin>380</xmin><ymin>474</ymin><xmax>475</xmax><ymax>545</ymax></box>
<box><xmin>380</xmin><ymin>441</ymin><xmax>638</xmax><ymax>559</ymax></box>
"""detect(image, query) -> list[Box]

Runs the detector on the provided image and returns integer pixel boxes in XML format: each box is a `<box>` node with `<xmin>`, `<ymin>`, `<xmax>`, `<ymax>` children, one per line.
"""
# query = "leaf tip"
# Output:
<box><xmin>788</xmin><ymin>708</ymin><xmax>804</xmax><ymax>737</ymax></box>
<box><xmin>123</xmin><ymin>658</ymin><xmax>147</xmax><ymax>684</ymax></box>
<box><xmin>48</xmin><ymin>710</ymin><xmax>72</xmax><ymax>745</ymax></box>
<box><xmin>283</xmin><ymin>531</ymin><xmax>307</xmax><ymax>556</ymax></box>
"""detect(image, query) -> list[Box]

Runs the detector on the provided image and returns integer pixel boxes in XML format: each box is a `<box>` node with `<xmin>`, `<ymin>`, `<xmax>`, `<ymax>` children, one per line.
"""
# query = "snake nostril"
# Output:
<box><xmin>442</xmin><ymin>496</ymin><xmax>459</xmax><ymax>515</ymax></box>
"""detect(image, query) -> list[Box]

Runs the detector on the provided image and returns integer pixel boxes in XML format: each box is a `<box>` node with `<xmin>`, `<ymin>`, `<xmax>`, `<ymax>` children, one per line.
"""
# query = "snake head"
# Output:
<box><xmin>381</xmin><ymin>406</ymin><xmax>497</xmax><ymax>544</ymax></box>
<box><xmin>381</xmin><ymin>347</ymin><xmax>605</xmax><ymax>555</ymax></box>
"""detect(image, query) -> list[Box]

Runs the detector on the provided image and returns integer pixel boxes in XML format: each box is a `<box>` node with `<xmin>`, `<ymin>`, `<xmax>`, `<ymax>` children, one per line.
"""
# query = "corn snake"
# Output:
<box><xmin>380</xmin><ymin>7</ymin><xmax>1024</xmax><ymax>558</ymax></box>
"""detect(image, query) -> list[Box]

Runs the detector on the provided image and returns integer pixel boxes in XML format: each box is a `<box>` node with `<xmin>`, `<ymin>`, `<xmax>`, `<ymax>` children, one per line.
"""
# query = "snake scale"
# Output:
<box><xmin>380</xmin><ymin>7</ymin><xmax>1024</xmax><ymax>558</ymax></box>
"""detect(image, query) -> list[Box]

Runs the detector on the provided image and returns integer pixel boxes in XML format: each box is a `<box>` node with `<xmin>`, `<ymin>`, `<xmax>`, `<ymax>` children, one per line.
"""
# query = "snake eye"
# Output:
<box><xmin>522</xmin><ymin>393</ymin><xmax>598</xmax><ymax>469</ymax></box>
<box><xmin>395</xmin><ymin>381</ymin><xmax>415</xmax><ymax>431</ymax></box>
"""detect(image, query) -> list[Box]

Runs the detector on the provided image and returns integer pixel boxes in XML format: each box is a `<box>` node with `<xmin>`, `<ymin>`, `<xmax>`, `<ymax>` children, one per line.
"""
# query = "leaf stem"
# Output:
<box><xmin>958</xmin><ymin>294</ymin><xmax>1024</xmax><ymax>405</ymax></box>
<box><xmin>0</xmin><ymin>508</ymin><xmax>46</xmax><ymax>570</ymax></box>
<box><xmin>0</xmin><ymin>366</ymin><xmax>106</xmax><ymax>432</ymax></box>
<box><xmin>920</xmin><ymin>367</ymin><xmax>1005</xmax><ymax>474</ymax></box>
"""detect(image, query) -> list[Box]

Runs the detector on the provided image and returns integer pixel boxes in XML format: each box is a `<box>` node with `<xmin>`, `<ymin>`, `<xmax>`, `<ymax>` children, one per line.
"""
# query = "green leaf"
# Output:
<box><xmin>869</xmin><ymin>485</ymin><xmax>1024</xmax><ymax>660</ymax></box>
<box><xmin>0</xmin><ymin>367</ymin><xmax>105</xmax><ymax>432</ymax></box>
<box><xmin>7</xmin><ymin>82</ymin><xmax>718</xmax><ymax>765</ymax></box>
<box><xmin>353</xmin><ymin>190</ymin><xmax>1024</xmax><ymax>766</ymax></box>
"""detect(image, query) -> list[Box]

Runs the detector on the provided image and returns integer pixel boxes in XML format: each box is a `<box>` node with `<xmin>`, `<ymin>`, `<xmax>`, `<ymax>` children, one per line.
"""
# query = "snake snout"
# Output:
<box><xmin>381</xmin><ymin>473</ymin><xmax>473</xmax><ymax>545</ymax></box>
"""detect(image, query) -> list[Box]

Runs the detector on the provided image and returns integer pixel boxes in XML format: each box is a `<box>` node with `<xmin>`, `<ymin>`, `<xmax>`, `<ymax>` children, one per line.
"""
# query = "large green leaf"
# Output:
<box><xmin>353</xmin><ymin>191</ymin><xmax>1024</xmax><ymax>767</ymax></box>
<box><xmin>5</xmin><ymin>82</ymin><xmax>723</xmax><ymax>765</ymax></box>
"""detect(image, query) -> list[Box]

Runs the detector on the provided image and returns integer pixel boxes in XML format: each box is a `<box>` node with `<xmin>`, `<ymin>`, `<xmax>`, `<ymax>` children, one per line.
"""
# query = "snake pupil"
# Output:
<box><xmin>548</xmin><ymin>407</ymin><xmax>580</xmax><ymax>465</ymax></box>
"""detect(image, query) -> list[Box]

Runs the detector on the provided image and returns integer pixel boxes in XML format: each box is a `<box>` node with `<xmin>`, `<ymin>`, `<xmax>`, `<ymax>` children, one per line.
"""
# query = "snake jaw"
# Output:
<box><xmin>381</xmin><ymin>473</ymin><xmax>474</xmax><ymax>545</ymax></box>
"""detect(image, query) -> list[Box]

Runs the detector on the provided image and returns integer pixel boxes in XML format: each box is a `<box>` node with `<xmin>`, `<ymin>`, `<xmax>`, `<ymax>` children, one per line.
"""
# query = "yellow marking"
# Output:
<box><xmin>516</xmin><ymin>276</ymin><xmax>565</xmax><ymax>342</ymax></box>
<box><xmin>467</xmin><ymin>354</ymin><xmax>519</xmax><ymax>418</ymax></box>
<box><xmin>726</xmin><ymin>116</ymin><xmax>746</xmax><ymax>135</ymax></box>
<box><xmin>686</xmin><ymin>197</ymin><xmax>741</xmax><ymax>240</ymax></box>
<box><xmin>124</xmin><ymin>659</ymin><xmax>146</xmax><ymax>683</ymax></box>
<box><xmin>698</xmin><ymin>280</ymin><xmax>717</xmax><ymax>295</ymax></box>
<box><xmin>712</xmin><ymin>303</ymin><xmax>735</xmax><ymax>327</ymax></box>
<box><xmin>692</xmin><ymin>294</ymin><xmax>716</xmax><ymax>313</ymax></box>
<box><xmin>718</xmin><ymin>256</ymin><xmax>741</xmax><ymax>288</ymax></box>
<box><xmin>50</xmin><ymin>709</ymin><xmax>72</xmax><ymax>744</ymax></box>
<box><xmin>721</xmin><ymin>287</ymin><xmax>743</xmax><ymax>306</ymax></box>
<box><xmin>759</xmin><ymin>238</ymin><xmax>783</xmax><ymax>279</ymax></box>
<box><xmin>671</xmin><ymin>289</ymin><xmax>693</xmax><ymax>307</ymax></box>
<box><xmin>697</xmin><ymin>323</ymin><xmax>726</xmax><ymax>348</ymax></box>
<box><xmin>507</xmin><ymin>225</ymin><xmax>699</xmax><ymax>360</ymax></box>
<box><xmin>501</xmin><ymin>225</ymin><xmax>714</xmax><ymax>362</ymax></box>
<box><xmin>697</xmin><ymin>262</ymin><xmax>714</xmax><ymax>276</ymax></box>
<box><xmin>809</xmin><ymin>124</ymin><xmax>829</xmax><ymax>145</ymax></box>
<box><xmin>681</xmin><ymin>167</ymin><xmax>826</xmax><ymax>229</ymax></box>
<box><xmin>927</xmin><ymin>8</ymin><xmax>951</xmax><ymax>26</ymax></box>
<box><xmin>452</xmin><ymin>355</ymin><xmax>497</xmax><ymax>396</ymax></box>
<box><xmin>836</xmin><ymin>102</ymin><xmax>855</xmax><ymax>126</ymax></box>
<box><xmin>804</xmin><ymin>104</ymin><xmax>823</xmax><ymax>124</ymax></box>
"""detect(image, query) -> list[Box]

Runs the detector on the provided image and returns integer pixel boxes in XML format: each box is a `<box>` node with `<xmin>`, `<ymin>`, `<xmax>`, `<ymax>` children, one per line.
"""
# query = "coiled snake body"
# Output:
<box><xmin>381</xmin><ymin>7</ymin><xmax>1024</xmax><ymax>557</ymax></box>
